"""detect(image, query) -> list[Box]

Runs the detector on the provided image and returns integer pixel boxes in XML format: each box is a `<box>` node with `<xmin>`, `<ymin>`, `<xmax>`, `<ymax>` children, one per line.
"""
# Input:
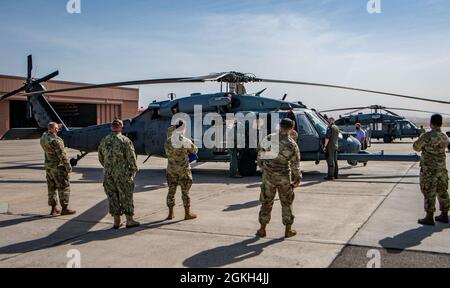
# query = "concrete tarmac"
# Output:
<box><xmin>0</xmin><ymin>138</ymin><xmax>449</xmax><ymax>268</ymax></box>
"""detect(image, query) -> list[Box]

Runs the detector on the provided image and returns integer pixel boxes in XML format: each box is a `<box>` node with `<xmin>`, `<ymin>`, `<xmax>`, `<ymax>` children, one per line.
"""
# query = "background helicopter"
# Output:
<box><xmin>3</xmin><ymin>56</ymin><xmax>450</xmax><ymax>176</ymax></box>
<box><xmin>321</xmin><ymin>105</ymin><xmax>450</xmax><ymax>144</ymax></box>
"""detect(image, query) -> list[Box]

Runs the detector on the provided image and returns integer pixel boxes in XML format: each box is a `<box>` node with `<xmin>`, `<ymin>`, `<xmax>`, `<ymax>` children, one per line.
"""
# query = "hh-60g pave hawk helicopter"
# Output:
<box><xmin>2</xmin><ymin>55</ymin><xmax>450</xmax><ymax>176</ymax></box>
<box><xmin>321</xmin><ymin>105</ymin><xmax>450</xmax><ymax>144</ymax></box>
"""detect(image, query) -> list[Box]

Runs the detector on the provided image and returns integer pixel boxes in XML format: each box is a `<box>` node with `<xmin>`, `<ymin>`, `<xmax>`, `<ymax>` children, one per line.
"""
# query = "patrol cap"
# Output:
<box><xmin>280</xmin><ymin>118</ymin><xmax>295</xmax><ymax>129</ymax></box>
<box><xmin>111</xmin><ymin>118</ymin><xmax>124</xmax><ymax>127</ymax></box>
<box><xmin>431</xmin><ymin>114</ymin><xmax>443</xmax><ymax>127</ymax></box>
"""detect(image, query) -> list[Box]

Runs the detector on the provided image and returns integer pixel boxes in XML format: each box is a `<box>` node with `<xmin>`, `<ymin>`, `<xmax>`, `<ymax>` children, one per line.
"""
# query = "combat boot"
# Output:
<box><xmin>113</xmin><ymin>215</ymin><xmax>122</xmax><ymax>229</ymax></box>
<box><xmin>435</xmin><ymin>212</ymin><xmax>449</xmax><ymax>224</ymax></box>
<box><xmin>125</xmin><ymin>215</ymin><xmax>140</xmax><ymax>228</ymax></box>
<box><xmin>184</xmin><ymin>207</ymin><xmax>197</xmax><ymax>220</ymax></box>
<box><xmin>61</xmin><ymin>206</ymin><xmax>76</xmax><ymax>216</ymax></box>
<box><xmin>230</xmin><ymin>172</ymin><xmax>243</xmax><ymax>179</ymax></box>
<box><xmin>50</xmin><ymin>205</ymin><xmax>60</xmax><ymax>216</ymax></box>
<box><xmin>166</xmin><ymin>207</ymin><xmax>175</xmax><ymax>220</ymax></box>
<box><xmin>418</xmin><ymin>212</ymin><xmax>435</xmax><ymax>226</ymax></box>
<box><xmin>256</xmin><ymin>224</ymin><xmax>267</xmax><ymax>238</ymax></box>
<box><xmin>285</xmin><ymin>225</ymin><xmax>297</xmax><ymax>238</ymax></box>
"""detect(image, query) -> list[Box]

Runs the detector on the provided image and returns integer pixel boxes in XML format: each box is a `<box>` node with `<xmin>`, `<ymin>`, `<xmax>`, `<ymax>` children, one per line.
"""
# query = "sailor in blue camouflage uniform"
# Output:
<box><xmin>98</xmin><ymin>119</ymin><xmax>140</xmax><ymax>229</ymax></box>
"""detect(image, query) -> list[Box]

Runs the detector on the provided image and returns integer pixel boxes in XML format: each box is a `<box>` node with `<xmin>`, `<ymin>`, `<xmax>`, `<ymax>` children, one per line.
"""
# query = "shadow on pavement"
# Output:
<box><xmin>183</xmin><ymin>237</ymin><xmax>284</xmax><ymax>268</ymax></box>
<box><xmin>379</xmin><ymin>223</ymin><xmax>450</xmax><ymax>253</ymax></box>
<box><xmin>224</xmin><ymin>200</ymin><xmax>261</xmax><ymax>212</ymax></box>
<box><xmin>0</xmin><ymin>198</ymin><xmax>183</xmax><ymax>255</ymax></box>
<box><xmin>0</xmin><ymin>200</ymin><xmax>109</xmax><ymax>255</ymax></box>
<box><xmin>0</xmin><ymin>215</ymin><xmax>55</xmax><ymax>229</ymax></box>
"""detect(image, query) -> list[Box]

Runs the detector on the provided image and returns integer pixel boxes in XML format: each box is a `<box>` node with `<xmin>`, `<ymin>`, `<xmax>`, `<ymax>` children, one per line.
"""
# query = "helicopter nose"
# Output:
<box><xmin>341</xmin><ymin>135</ymin><xmax>361</xmax><ymax>153</ymax></box>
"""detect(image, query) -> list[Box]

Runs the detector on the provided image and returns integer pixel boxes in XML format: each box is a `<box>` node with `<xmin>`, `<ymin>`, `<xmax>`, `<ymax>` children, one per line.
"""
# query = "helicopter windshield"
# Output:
<box><xmin>305</xmin><ymin>111</ymin><xmax>328</xmax><ymax>136</ymax></box>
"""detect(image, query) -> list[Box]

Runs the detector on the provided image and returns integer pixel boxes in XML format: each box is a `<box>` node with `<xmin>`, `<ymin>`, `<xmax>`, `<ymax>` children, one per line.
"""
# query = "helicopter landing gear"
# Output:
<box><xmin>383</xmin><ymin>136</ymin><xmax>393</xmax><ymax>143</ymax></box>
<box><xmin>70</xmin><ymin>152</ymin><xmax>88</xmax><ymax>167</ymax></box>
<box><xmin>238</xmin><ymin>149</ymin><xmax>257</xmax><ymax>176</ymax></box>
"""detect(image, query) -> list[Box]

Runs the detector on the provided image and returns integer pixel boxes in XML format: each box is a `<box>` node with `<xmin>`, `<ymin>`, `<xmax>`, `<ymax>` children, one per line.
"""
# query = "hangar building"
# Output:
<box><xmin>0</xmin><ymin>75</ymin><xmax>139</xmax><ymax>139</ymax></box>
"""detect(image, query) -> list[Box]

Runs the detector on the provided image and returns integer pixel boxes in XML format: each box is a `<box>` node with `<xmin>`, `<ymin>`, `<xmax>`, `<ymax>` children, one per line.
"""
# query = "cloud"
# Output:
<box><xmin>1</xmin><ymin>7</ymin><xmax>449</xmax><ymax>117</ymax></box>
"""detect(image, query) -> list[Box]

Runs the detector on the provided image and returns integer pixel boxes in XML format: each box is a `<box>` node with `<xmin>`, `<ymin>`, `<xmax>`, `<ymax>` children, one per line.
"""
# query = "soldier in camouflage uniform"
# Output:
<box><xmin>413</xmin><ymin>114</ymin><xmax>450</xmax><ymax>226</ymax></box>
<box><xmin>98</xmin><ymin>119</ymin><xmax>140</xmax><ymax>229</ymax></box>
<box><xmin>40</xmin><ymin>122</ymin><xmax>76</xmax><ymax>216</ymax></box>
<box><xmin>257</xmin><ymin>119</ymin><xmax>302</xmax><ymax>238</ymax></box>
<box><xmin>165</xmin><ymin>121</ymin><xmax>199</xmax><ymax>220</ymax></box>
<box><xmin>419</xmin><ymin>126</ymin><xmax>426</xmax><ymax>136</ymax></box>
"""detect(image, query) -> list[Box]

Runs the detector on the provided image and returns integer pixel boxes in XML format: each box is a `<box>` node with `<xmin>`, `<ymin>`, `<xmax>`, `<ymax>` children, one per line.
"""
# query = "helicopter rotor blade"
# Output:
<box><xmin>35</xmin><ymin>70</ymin><xmax>59</xmax><ymax>84</ymax></box>
<box><xmin>21</xmin><ymin>76</ymin><xmax>209</xmax><ymax>96</ymax></box>
<box><xmin>0</xmin><ymin>85</ymin><xmax>28</xmax><ymax>101</ymax></box>
<box><xmin>257</xmin><ymin>78</ymin><xmax>450</xmax><ymax>105</ymax></box>
<box><xmin>17</xmin><ymin>70</ymin><xmax>450</xmax><ymax>106</ymax></box>
<box><xmin>385</xmin><ymin>107</ymin><xmax>450</xmax><ymax>116</ymax></box>
<box><xmin>382</xmin><ymin>109</ymin><xmax>400</xmax><ymax>116</ymax></box>
<box><xmin>320</xmin><ymin>107</ymin><xmax>368</xmax><ymax>113</ymax></box>
<box><xmin>27</xmin><ymin>55</ymin><xmax>33</xmax><ymax>81</ymax></box>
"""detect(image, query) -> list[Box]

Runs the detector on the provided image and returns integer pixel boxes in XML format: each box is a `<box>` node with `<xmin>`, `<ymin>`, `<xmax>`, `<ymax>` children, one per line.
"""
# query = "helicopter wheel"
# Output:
<box><xmin>238</xmin><ymin>149</ymin><xmax>257</xmax><ymax>176</ymax></box>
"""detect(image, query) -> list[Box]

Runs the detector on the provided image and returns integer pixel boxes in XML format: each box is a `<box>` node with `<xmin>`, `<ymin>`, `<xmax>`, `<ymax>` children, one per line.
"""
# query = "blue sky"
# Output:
<box><xmin>1</xmin><ymin>0</ymin><xmax>450</xmax><ymax>116</ymax></box>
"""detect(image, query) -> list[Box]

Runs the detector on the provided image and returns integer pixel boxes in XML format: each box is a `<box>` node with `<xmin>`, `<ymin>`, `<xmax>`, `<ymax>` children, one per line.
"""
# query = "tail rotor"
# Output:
<box><xmin>0</xmin><ymin>55</ymin><xmax>59</xmax><ymax>102</ymax></box>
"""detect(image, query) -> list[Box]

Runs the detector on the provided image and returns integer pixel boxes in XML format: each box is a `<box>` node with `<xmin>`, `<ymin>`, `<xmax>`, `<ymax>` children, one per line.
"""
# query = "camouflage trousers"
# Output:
<box><xmin>46</xmin><ymin>166</ymin><xmax>70</xmax><ymax>207</ymax></box>
<box><xmin>420</xmin><ymin>168</ymin><xmax>449</xmax><ymax>213</ymax></box>
<box><xmin>103</xmin><ymin>174</ymin><xmax>135</xmax><ymax>216</ymax></box>
<box><xmin>259</xmin><ymin>173</ymin><xmax>295</xmax><ymax>226</ymax></box>
<box><xmin>166</xmin><ymin>170</ymin><xmax>193</xmax><ymax>208</ymax></box>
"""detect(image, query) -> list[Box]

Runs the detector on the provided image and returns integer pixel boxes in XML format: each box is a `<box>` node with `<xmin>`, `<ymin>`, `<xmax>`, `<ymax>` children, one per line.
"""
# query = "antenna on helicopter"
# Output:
<box><xmin>282</xmin><ymin>94</ymin><xmax>288</xmax><ymax>101</ymax></box>
<box><xmin>255</xmin><ymin>88</ymin><xmax>267</xmax><ymax>97</ymax></box>
<box><xmin>168</xmin><ymin>93</ymin><xmax>176</xmax><ymax>101</ymax></box>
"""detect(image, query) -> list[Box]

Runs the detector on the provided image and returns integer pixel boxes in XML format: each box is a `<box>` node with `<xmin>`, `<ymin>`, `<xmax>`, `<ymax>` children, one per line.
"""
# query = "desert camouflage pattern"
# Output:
<box><xmin>257</xmin><ymin>132</ymin><xmax>302</xmax><ymax>226</ymax></box>
<box><xmin>165</xmin><ymin>126</ymin><xmax>198</xmax><ymax>208</ymax></box>
<box><xmin>40</xmin><ymin>132</ymin><xmax>72</xmax><ymax>207</ymax></box>
<box><xmin>98</xmin><ymin>132</ymin><xmax>138</xmax><ymax>216</ymax></box>
<box><xmin>414</xmin><ymin>128</ymin><xmax>450</xmax><ymax>213</ymax></box>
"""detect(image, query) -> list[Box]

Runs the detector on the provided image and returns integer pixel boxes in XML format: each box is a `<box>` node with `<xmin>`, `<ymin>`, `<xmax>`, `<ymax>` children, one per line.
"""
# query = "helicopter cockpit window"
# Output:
<box><xmin>401</xmin><ymin>122</ymin><xmax>413</xmax><ymax>130</ymax></box>
<box><xmin>305</xmin><ymin>111</ymin><xmax>328</xmax><ymax>136</ymax></box>
<box><xmin>296</xmin><ymin>114</ymin><xmax>316</xmax><ymax>136</ymax></box>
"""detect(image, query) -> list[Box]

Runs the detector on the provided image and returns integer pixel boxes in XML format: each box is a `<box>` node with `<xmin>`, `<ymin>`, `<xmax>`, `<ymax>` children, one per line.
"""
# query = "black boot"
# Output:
<box><xmin>418</xmin><ymin>212</ymin><xmax>435</xmax><ymax>226</ymax></box>
<box><xmin>435</xmin><ymin>212</ymin><xmax>449</xmax><ymax>224</ymax></box>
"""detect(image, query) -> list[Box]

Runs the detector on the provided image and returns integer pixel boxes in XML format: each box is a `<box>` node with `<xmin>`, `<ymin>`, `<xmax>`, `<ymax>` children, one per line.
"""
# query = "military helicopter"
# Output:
<box><xmin>321</xmin><ymin>105</ymin><xmax>450</xmax><ymax>144</ymax></box>
<box><xmin>3</xmin><ymin>56</ymin><xmax>450</xmax><ymax>176</ymax></box>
